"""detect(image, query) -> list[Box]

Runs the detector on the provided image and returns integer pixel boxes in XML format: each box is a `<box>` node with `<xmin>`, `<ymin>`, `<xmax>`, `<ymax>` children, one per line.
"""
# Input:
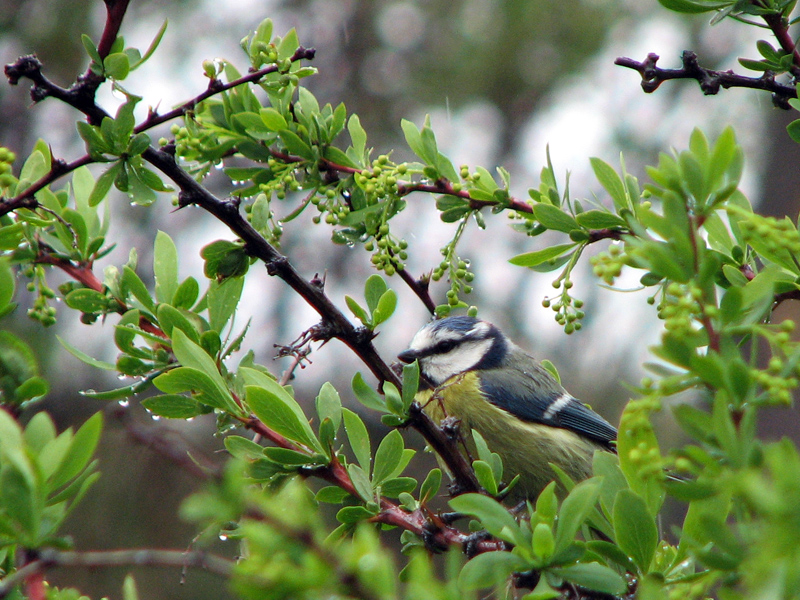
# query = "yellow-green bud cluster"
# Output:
<box><xmin>750</xmin><ymin>325</ymin><xmax>800</xmax><ymax>404</ymax></box>
<box><xmin>458</xmin><ymin>164</ymin><xmax>483</xmax><ymax>186</ymax></box>
<box><xmin>658</xmin><ymin>282</ymin><xmax>705</xmax><ymax>338</ymax></box>
<box><xmin>354</xmin><ymin>155</ymin><xmax>403</xmax><ymax>201</ymax></box>
<box><xmin>369</xmin><ymin>232</ymin><xmax>407</xmax><ymax>276</ymax></box>
<box><xmin>0</xmin><ymin>147</ymin><xmax>17</xmax><ymax>188</ymax></box>
<box><xmin>626</xmin><ymin>440</ymin><xmax>664</xmax><ymax>479</ymax></box>
<box><xmin>259</xmin><ymin>158</ymin><xmax>301</xmax><ymax>202</ymax></box>
<box><xmin>620</xmin><ymin>399</ymin><xmax>665</xmax><ymax>481</ymax></box>
<box><xmin>589</xmin><ymin>244</ymin><xmax>625</xmax><ymax>285</ymax></box>
<box><xmin>432</xmin><ymin>254</ymin><xmax>474</xmax><ymax>306</ymax></box>
<box><xmin>667</xmin><ymin>580</ymin><xmax>711</xmax><ymax>600</ymax></box>
<box><xmin>170</xmin><ymin>123</ymin><xmax>215</xmax><ymax>163</ymax></box>
<box><xmin>23</xmin><ymin>264</ymin><xmax>57</xmax><ymax>327</ymax></box>
<box><xmin>249</xmin><ymin>41</ymin><xmax>280</xmax><ymax>69</ymax></box>
<box><xmin>740</xmin><ymin>214</ymin><xmax>800</xmax><ymax>255</ymax></box>
<box><xmin>542</xmin><ymin>285</ymin><xmax>584</xmax><ymax>334</ymax></box>
<box><xmin>752</xmin><ymin>366</ymin><xmax>797</xmax><ymax>405</ymax></box>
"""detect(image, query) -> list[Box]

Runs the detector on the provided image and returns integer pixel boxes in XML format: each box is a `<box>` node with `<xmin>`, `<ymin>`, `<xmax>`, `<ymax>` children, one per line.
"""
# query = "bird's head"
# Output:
<box><xmin>397</xmin><ymin>316</ymin><xmax>509</xmax><ymax>386</ymax></box>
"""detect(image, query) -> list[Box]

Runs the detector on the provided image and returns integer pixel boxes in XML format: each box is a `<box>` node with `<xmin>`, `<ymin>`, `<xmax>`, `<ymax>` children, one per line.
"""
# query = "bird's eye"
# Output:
<box><xmin>437</xmin><ymin>340</ymin><xmax>457</xmax><ymax>353</ymax></box>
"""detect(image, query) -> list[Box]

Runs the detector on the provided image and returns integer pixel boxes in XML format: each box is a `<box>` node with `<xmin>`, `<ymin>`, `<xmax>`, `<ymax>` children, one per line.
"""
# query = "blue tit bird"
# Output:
<box><xmin>397</xmin><ymin>316</ymin><xmax>617</xmax><ymax>501</ymax></box>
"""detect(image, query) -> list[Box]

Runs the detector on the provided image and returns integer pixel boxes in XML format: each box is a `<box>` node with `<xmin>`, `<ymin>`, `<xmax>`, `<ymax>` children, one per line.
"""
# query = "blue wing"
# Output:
<box><xmin>476</xmin><ymin>363</ymin><xmax>617</xmax><ymax>448</ymax></box>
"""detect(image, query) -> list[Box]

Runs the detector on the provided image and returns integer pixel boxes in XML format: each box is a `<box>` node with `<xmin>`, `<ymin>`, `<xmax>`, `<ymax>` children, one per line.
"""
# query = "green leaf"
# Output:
<box><xmin>170</xmin><ymin>327</ymin><xmax>232</xmax><ymax>399</ymax></box>
<box><xmin>172</xmin><ymin>277</ymin><xmax>200</xmax><ymax>310</ymax></box>
<box><xmin>401</xmin><ymin>361</ymin><xmax>419</xmax><ymax>412</ymax></box>
<box><xmin>458</xmin><ymin>550</ymin><xmax>527</xmax><ymax>590</ymax></box>
<box><xmin>88</xmin><ymin>162</ymin><xmax>121</xmax><ymax>207</ymax></box>
<box><xmin>613</xmin><ymin>489</ymin><xmax>658</xmax><ymax>573</ymax></box>
<box><xmin>658</xmin><ymin>0</ymin><xmax>733</xmax><ymax>13</ymax></box>
<box><xmin>62</xmin><ymin>208</ymin><xmax>89</xmax><ymax>255</ymax></box>
<box><xmin>380</xmin><ymin>476</ymin><xmax>416</xmax><ymax>497</ymax></box>
<box><xmin>0</xmin><ymin>258</ymin><xmax>13</xmax><ymax>310</ymax></box>
<box><xmin>0</xmin><ymin>464</ymin><xmax>37</xmax><ymax>536</ymax></box>
<box><xmin>372</xmin><ymin>429</ymin><xmax>404</xmax><ymax>485</ymax></box>
<box><xmin>345</xmin><ymin>295</ymin><xmax>369</xmax><ymax>326</ymax></box>
<box><xmin>449</xmin><ymin>493</ymin><xmax>525</xmax><ymax>547</ymax></box>
<box><xmin>336</xmin><ymin>505</ymin><xmax>376</xmax><ymax>523</ymax></box>
<box><xmin>279</xmin><ymin>129</ymin><xmax>314</xmax><ymax>160</ymax></box>
<box><xmin>347</xmin><ymin>463</ymin><xmax>374</xmax><ymax>502</ymax></box>
<box><xmin>342</xmin><ymin>408</ymin><xmax>371</xmax><ymax>471</ymax></box>
<box><xmin>122</xmin><ymin>267</ymin><xmax>156</xmax><ymax>314</ymax></box>
<box><xmin>260</xmin><ymin>108</ymin><xmax>288</xmax><ymax>131</ymax></box>
<box><xmin>549</xmin><ymin>563</ymin><xmax>627</xmax><ymax>595</ymax></box>
<box><xmin>104</xmin><ymin>52</ymin><xmax>130</xmax><ymax>79</ymax></box>
<box><xmin>473</xmin><ymin>460</ymin><xmax>498</xmax><ymax>496</ymax></box>
<box><xmin>616</xmin><ymin>401</ymin><xmax>665</xmax><ymax>516</ymax></box>
<box><xmin>153</xmin><ymin>367</ymin><xmax>227</xmax><ymax>411</ymax></box>
<box><xmin>575</xmin><ymin>210</ymin><xmax>627</xmax><ymax>230</ymax></box>
<box><xmin>533</xmin><ymin>203</ymin><xmax>579</xmax><ymax>233</ymax></box>
<box><xmin>201</xmin><ymin>240</ymin><xmax>250</xmax><ymax>280</ymax></box>
<box><xmin>593</xmin><ymin>452</ymin><xmax>628</xmax><ymax>521</ymax></box>
<box><xmin>316</xmin><ymin>486</ymin><xmax>351</xmax><ymax>504</ymax></box>
<box><xmin>262</xmin><ymin>447</ymin><xmax>319</xmax><ymax>465</ymax></box>
<box><xmin>364</xmin><ymin>274</ymin><xmax>388</xmax><ymax>314</ymax></box>
<box><xmin>81</xmin><ymin>34</ymin><xmax>102</xmax><ymax>65</ymax></box>
<box><xmin>509</xmin><ymin>243</ymin><xmax>577</xmax><ymax>267</ymax></box>
<box><xmin>57</xmin><ymin>336</ymin><xmax>116</xmax><ymax>371</ymax></box>
<box><xmin>208</xmin><ymin>276</ymin><xmax>244</xmax><ymax>332</ymax></box>
<box><xmin>141</xmin><ymin>394</ymin><xmax>205</xmax><ymax>419</ymax></box>
<box><xmin>315</xmin><ymin>382</ymin><xmax>342</xmax><ymax>431</ymax></box>
<box><xmin>787</xmin><ymin>119</ymin><xmax>800</xmax><ymax>144</ymax></box>
<box><xmin>131</xmin><ymin>19</ymin><xmax>168</xmax><ymax>70</ymax></box>
<box><xmin>347</xmin><ymin>114</ymin><xmax>367</xmax><ymax>165</ymax></box>
<box><xmin>554</xmin><ymin>479</ymin><xmax>601</xmax><ymax>555</ymax></box>
<box><xmin>247</xmin><ymin>384</ymin><xmax>321</xmax><ymax>451</ymax></box>
<box><xmin>372</xmin><ymin>289</ymin><xmax>397</xmax><ymax>326</ymax></box>
<box><xmin>323</xmin><ymin>146</ymin><xmax>359</xmax><ymax>169</ymax></box>
<box><xmin>157</xmin><ymin>304</ymin><xmax>200</xmax><ymax>344</ymax></box>
<box><xmin>224</xmin><ymin>435</ymin><xmax>266</xmax><ymax>460</ymax></box>
<box><xmin>352</xmin><ymin>372</ymin><xmax>386</xmax><ymax>412</ymax></box>
<box><xmin>383</xmin><ymin>381</ymin><xmax>404</xmax><ymax>415</ymax></box>
<box><xmin>401</xmin><ymin>119</ymin><xmax>426</xmax><ymax>163</ymax></box>
<box><xmin>590</xmin><ymin>157</ymin><xmax>628</xmax><ymax>211</ymax></box>
<box><xmin>153</xmin><ymin>231</ymin><xmax>178</xmax><ymax>304</ymax></box>
<box><xmin>420</xmin><ymin>468</ymin><xmax>442</xmax><ymax>502</ymax></box>
<box><xmin>49</xmin><ymin>412</ymin><xmax>102</xmax><ymax>492</ymax></box>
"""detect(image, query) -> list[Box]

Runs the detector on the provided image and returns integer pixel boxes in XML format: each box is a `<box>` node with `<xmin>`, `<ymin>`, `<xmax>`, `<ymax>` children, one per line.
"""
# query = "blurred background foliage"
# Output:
<box><xmin>3</xmin><ymin>0</ymin><xmax>800</xmax><ymax>598</ymax></box>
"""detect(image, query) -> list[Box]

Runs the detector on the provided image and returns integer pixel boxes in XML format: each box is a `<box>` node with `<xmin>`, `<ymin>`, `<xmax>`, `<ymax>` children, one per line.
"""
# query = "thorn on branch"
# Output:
<box><xmin>264</xmin><ymin>254</ymin><xmax>289</xmax><ymax>276</ymax></box>
<box><xmin>310</xmin><ymin>272</ymin><xmax>326</xmax><ymax>292</ymax></box>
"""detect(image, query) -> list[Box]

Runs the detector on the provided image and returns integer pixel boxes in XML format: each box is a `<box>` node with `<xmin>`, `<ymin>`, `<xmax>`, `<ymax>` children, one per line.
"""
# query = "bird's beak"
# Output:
<box><xmin>397</xmin><ymin>349</ymin><xmax>418</xmax><ymax>364</ymax></box>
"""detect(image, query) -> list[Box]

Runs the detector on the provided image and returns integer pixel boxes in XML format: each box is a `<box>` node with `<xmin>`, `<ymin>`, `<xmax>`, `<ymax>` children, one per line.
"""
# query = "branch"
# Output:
<box><xmin>95</xmin><ymin>1</ymin><xmax>132</xmax><ymax>62</ymax></box>
<box><xmin>0</xmin><ymin>549</ymin><xmax>234</xmax><ymax>599</ymax></box>
<box><xmin>2</xmin><ymin>46</ymin><xmax>316</xmax><ymax>217</ymax></box>
<box><xmin>615</xmin><ymin>51</ymin><xmax>797</xmax><ymax>109</ymax></box>
<box><xmin>761</xmin><ymin>12</ymin><xmax>800</xmax><ymax>79</ymax></box>
<box><xmin>0</xmin><ymin>154</ymin><xmax>94</xmax><ymax>218</ymax></box>
<box><xmin>396</xmin><ymin>266</ymin><xmax>437</xmax><ymax>314</ymax></box>
<box><xmin>134</xmin><ymin>47</ymin><xmax>316</xmax><ymax>134</ymax></box>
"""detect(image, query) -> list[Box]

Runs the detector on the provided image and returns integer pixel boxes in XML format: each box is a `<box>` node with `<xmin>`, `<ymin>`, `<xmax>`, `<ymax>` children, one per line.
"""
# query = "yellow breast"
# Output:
<box><xmin>417</xmin><ymin>372</ymin><xmax>602</xmax><ymax>501</ymax></box>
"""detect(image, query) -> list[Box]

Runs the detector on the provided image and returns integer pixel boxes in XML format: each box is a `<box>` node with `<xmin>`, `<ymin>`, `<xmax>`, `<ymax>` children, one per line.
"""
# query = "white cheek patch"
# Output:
<box><xmin>422</xmin><ymin>338</ymin><xmax>494</xmax><ymax>385</ymax></box>
<box><xmin>408</xmin><ymin>327</ymin><xmax>436</xmax><ymax>352</ymax></box>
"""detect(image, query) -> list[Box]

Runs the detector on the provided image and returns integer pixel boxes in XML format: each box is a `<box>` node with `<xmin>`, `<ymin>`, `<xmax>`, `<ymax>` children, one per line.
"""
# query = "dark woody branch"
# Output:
<box><xmin>3</xmin><ymin>23</ymin><xmax>484</xmax><ymax>501</ymax></box>
<box><xmin>615</xmin><ymin>51</ymin><xmax>797</xmax><ymax>109</ymax></box>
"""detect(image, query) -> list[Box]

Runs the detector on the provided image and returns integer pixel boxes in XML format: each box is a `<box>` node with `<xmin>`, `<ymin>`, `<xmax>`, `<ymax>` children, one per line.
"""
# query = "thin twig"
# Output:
<box><xmin>0</xmin><ymin>549</ymin><xmax>234</xmax><ymax>599</ymax></box>
<box><xmin>615</xmin><ymin>51</ymin><xmax>797</xmax><ymax>109</ymax></box>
